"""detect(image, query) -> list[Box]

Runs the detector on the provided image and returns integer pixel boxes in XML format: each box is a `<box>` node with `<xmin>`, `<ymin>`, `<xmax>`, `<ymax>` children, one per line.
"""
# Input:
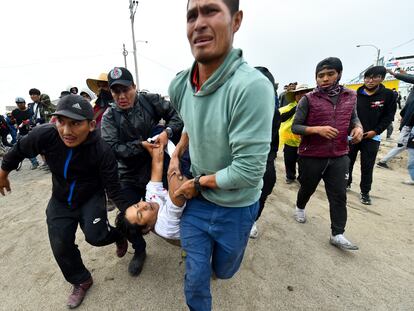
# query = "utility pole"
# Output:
<box><xmin>356</xmin><ymin>44</ymin><xmax>381</xmax><ymax>66</ymax></box>
<box><xmin>129</xmin><ymin>0</ymin><xmax>139</xmax><ymax>90</ymax></box>
<box><xmin>122</xmin><ymin>43</ymin><xmax>128</xmax><ymax>69</ymax></box>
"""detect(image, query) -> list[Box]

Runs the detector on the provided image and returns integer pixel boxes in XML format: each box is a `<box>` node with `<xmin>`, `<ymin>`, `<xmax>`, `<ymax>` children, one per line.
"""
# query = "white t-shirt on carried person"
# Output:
<box><xmin>146</xmin><ymin>181</ymin><xmax>185</xmax><ymax>240</ymax></box>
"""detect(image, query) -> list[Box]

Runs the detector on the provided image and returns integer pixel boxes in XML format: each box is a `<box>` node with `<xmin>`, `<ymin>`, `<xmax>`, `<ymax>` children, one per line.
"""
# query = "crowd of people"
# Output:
<box><xmin>1</xmin><ymin>0</ymin><xmax>414</xmax><ymax>310</ymax></box>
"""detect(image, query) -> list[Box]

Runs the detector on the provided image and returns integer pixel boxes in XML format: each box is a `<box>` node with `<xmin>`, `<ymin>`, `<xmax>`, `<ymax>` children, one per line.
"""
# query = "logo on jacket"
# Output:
<box><xmin>92</xmin><ymin>218</ymin><xmax>101</xmax><ymax>224</ymax></box>
<box><xmin>370</xmin><ymin>100</ymin><xmax>384</xmax><ymax>108</ymax></box>
<box><xmin>72</xmin><ymin>103</ymin><xmax>82</xmax><ymax>110</ymax></box>
<box><xmin>110</xmin><ymin>67</ymin><xmax>123</xmax><ymax>79</ymax></box>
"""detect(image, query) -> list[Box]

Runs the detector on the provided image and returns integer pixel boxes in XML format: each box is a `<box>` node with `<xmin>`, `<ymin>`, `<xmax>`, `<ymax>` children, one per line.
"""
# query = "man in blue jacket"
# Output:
<box><xmin>0</xmin><ymin>94</ymin><xmax>129</xmax><ymax>309</ymax></box>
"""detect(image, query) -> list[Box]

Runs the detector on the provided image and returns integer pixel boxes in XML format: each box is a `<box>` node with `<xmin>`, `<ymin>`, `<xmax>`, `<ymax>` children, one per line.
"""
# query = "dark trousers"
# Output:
<box><xmin>120</xmin><ymin>182</ymin><xmax>147</xmax><ymax>253</ymax></box>
<box><xmin>257</xmin><ymin>153</ymin><xmax>276</xmax><ymax>221</ymax></box>
<box><xmin>348</xmin><ymin>139</ymin><xmax>380</xmax><ymax>194</ymax></box>
<box><xmin>46</xmin><ymin>192</ymin><xmax>122</xmax><ymax>284</ymax></box>
<box><xmin>386</xmin><ymin>123</ymin><xmax>393</xmax><ymax>138</ymax></box>
<box><xmin>283</xmin><ymin>144</ymin><xmax>299</xmax><ymax>180</ymax></box>
<box><xmin>296</xmin><ymin>156</ymin><xmax>349</xmax><ymax>236</ymax></box>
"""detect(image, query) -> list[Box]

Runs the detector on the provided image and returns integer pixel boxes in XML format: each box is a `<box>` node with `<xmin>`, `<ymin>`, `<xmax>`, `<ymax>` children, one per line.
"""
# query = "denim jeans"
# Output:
<box><xmin>408</xmin><ymin>148</ymin><xmax>414</xmax><ymax>181</ymax></box>
<box><xmin>29</xmin><ymin>156</ymin><xmax>39</xmax><ymax>166</ymax></box>
<box><xmin>180</xmin><ymin>197</ymin><xmax>259</xmax><ymax>311</ymax></box>
<box><xmin>380</xmin><ymin>126</ymin><xmax>411</xmax><ymax>163</ymax></box>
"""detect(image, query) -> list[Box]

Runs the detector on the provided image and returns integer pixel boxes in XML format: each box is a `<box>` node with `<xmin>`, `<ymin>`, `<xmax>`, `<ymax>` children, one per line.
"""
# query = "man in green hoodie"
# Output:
<box><xmin>167</xmin><ymin>1</ymin><xmax>274</xmax><ymax>310</ymax></box>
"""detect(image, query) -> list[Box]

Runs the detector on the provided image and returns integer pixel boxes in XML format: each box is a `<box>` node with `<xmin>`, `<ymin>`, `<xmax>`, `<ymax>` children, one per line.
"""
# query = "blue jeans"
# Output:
<box><xmin>408</xmin><ymin>148</ymin><xmax>414</xmax><ymax>181</ymax></box>
<box><xmin>29</xmin><ymin>157</ymin><xmax>39</xmax><ymax>166</ymax></box>
<box><xmin>180</xmin><ymin>197</ymin><xmax>259</xmax><ymax>311</ymax></box>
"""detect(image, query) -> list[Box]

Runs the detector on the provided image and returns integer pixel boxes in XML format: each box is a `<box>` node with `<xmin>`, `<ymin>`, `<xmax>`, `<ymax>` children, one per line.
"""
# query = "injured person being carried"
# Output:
<box><xmin>116</xmin><ymin>137</ymin><xmax>193</xmax><ymax>242</ymax></box>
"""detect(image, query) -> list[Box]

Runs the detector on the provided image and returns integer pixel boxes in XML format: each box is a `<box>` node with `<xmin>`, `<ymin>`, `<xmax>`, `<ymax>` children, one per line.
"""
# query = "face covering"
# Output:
<box><xmin>96</xmin><ymin>90</ymin><xmax>113</xmax><ymax>107</ymax></box>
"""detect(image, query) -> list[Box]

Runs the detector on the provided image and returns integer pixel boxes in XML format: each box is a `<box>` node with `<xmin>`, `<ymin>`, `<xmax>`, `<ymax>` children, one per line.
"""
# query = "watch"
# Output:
<box><xmin>194</xmin><ymin>174</ymin><xmax>205</xmax><ymax>193</ymax></box>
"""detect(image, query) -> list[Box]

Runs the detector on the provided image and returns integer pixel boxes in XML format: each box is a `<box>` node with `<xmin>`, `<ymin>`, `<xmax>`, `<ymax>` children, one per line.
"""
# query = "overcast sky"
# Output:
<box><xmin>1</xmin><ymin>0</ymin><xmax>413</xmax><ymax>113</ymax></box>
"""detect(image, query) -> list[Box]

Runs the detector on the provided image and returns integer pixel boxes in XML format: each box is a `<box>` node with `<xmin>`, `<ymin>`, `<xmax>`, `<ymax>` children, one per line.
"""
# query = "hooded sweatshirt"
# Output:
<box><xmin>356</xmin><ymin>84</ymin><xmax>397</xmax><ymax>136</ymax></box>
<box><xmin>1</xmin><ymin>124</ymin><xmax>129</xmax><ymax>211</ymax></box>
<box><xmin>168</xmin><ymin>49</ymin><xmax>274</xmax><ymax>207</ymax></box>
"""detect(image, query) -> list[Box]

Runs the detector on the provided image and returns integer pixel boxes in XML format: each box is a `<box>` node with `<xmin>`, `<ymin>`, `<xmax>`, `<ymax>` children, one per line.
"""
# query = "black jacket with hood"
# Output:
<box><xmin>356</xmin><ymin>84</ymin><xmax>397</xmax><ymax>135</ymax></box>
<box><xmin>1</xmin><ymin>124</ymin><xmax>129</xmax><ymax>211</ymax></box>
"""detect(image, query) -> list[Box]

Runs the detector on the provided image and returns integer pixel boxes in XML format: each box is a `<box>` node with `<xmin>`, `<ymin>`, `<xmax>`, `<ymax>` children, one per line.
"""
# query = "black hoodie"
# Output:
<box><xmin>1</xmin><ymin>124</ymin><xmax>129</xmax><ymax>211</ymax></box>
<box><xmin>356</xmin><ymin>84</ymin><xmax>397</xmax><ymax>135</ymax></box>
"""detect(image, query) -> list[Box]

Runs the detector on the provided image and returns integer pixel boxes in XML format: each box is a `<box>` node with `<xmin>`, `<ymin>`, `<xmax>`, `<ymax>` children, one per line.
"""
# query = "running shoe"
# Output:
<box><xmin>360</xmin><ymin>193</ymin><xmax>372</xmax><ymax>205</ymax></box>
<box><xmin>249</xmin><ymin>222</ymin><xmax>258</xmax><ymax>239</ymax></box>
<box><xmin>330</xmin><ymin>234</ymin><xmax>359</xmax><ymax>250</ymax></box>
<box><xmin>294</xmin><ymin>206</ymin><xmax>306</xmax><ymax>223</ymax></box>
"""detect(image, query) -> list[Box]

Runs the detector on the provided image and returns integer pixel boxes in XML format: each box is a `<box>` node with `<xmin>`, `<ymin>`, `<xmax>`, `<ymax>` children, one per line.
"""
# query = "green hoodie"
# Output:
<box><xmin>168</xmin><ymin>49</ymin><xmax>274</xmax><ymax>207</ymax></box>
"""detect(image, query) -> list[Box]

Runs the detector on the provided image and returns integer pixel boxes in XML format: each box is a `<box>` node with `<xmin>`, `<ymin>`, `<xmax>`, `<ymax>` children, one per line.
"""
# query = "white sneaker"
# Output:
<box><xmin>402</xmin><ymin>180</ymin><xmax>414</xmax><ymax>185</ymax></box>
<box><xmin>329</xmin><ymin>234</ymin><xmax>358</xmax><ymax>250</ymax></box>
<box><xmin>294</xmin><ymin>207</ymin><xmax>306</xmax><ymax>223</ymax></box>
<box><xmin>249</xmin><ymin>222</ymin><xmax>258</xmax><ymax>239</ymax></box>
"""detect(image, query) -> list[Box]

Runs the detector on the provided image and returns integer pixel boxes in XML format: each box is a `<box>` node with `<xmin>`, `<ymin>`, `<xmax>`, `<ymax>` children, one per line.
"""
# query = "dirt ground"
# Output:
<box><xmin>1</xmin><ymin>127</ymin><xmax>413</xmax><ymax>311</ymax></box>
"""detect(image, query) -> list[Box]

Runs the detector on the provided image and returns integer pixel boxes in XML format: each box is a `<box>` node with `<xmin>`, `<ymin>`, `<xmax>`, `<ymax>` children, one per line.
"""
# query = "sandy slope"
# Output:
<box><xmin>0</xmin><ymin>133</ymin><xmax>413</xmax><ymax>311</ymax></box>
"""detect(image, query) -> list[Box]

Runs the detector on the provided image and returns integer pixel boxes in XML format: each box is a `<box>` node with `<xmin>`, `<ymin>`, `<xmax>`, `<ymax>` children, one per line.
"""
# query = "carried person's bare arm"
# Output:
<box><xmin>0</xmin><ymin>169</ymin><xmax>11</xmax><ymax>196</ymax></box>
<box><xmin>167</xmin><ymin>132</ymin><xmax>189</xmax><ymax>180</ymax></box>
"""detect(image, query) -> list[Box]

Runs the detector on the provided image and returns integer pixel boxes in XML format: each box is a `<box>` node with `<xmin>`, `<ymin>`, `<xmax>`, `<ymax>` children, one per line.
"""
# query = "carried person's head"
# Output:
<box><xmin>315</xmin><ymin>57</ymin><xmax>343</xmax><ymax>88</ymax></box>
<box><xmin>363</xmin><ymin>66</ymin><xmax>386</xmax><ymax>90</ymax></box>
<box><xmin>52</xmin><ymin>94</ymin><xmax>96</xmax><ymax>147</ymax></box>
<box><xmin>186</xmin><ymin>0</ymin><xmax>243</xmax><ymax>66</ymax></box>
<box><xmin>108</xmin><ymin>67</ymin><xmax>137</xmax><ymax>110</ymax></box>
<box><xmin>118</xmin><ymin>201</ymin><xmax>160</xmax><ymax>235</ymax></box>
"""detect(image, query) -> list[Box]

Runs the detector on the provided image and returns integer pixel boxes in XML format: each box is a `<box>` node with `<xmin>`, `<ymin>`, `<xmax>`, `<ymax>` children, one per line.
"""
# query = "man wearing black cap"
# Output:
<box><xmin>347</xmin><ymin>66</ymin><xmax>397</xmax><ymax>205</ymax></box>
<box><xmin>101</xmin><ymin>66</ymin><xmax>183</xmax><ymax>277</ymax></box>
<box><xmin>292</xmin><ymin>57</ymin><xmax>363</xmax><ymax>250</ymax></box>
<box><xmin>11</xmin><ymin>97</ymin><xmax>40</xmax><ymax>169</ymax></box>
<box><xmin>0</xmin><ymin>94</ymin><xmax>130</xmax><ymax>309</ymax></box>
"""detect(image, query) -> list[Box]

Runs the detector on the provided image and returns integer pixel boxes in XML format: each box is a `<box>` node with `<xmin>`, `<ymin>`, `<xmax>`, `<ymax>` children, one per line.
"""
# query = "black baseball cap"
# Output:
<box><xmin>108</xmin><ymin>67</ymin><xmax>134</xmax><ymax>88</ymax></box>
<box><xmin>52</xmin><ymin>94</ymin><xmax>94</xmax><ymax>121</ymax></box>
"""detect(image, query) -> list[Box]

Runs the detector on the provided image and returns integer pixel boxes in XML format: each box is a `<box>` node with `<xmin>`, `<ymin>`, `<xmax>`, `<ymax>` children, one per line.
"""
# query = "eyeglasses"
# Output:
<box><xmin>364</xmin><ymin>75</ymin><xmax>383</xmax><ymax>81</ymax></box>
<box><xmin>111</xmin><ymin>86</ymin><xmax>132</xmax><ymax>95</ymax></box>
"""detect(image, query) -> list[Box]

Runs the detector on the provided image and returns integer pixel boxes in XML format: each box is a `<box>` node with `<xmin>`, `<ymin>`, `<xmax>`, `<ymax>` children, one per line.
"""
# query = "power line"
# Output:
<box><xmin>391</xmin><ymin>38</ymin><xmax>414</xmax><ymax>50</ymax></box>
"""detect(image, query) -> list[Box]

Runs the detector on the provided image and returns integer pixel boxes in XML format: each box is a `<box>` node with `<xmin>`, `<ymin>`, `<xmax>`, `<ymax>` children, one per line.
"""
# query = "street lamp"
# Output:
<box><xmin>356</xmin><ymin>44</ymin><xmax>381</xmax><ymax>66</ymax></box>
<box><xmin>129</xmin><ymin>0</ymin><xmax>140</xmax><ymax>89</ymax></box>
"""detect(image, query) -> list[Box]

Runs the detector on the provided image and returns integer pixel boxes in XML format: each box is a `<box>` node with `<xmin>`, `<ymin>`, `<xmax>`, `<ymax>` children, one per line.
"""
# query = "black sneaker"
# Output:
<box><xmin>360</xmin><ymin>193</ymin><xmax>372</xmax><ymax>205</ymax></box>
<box><xmin>376</xmin><ymin>162</ymin><xmax>390</xmax><ymax>169</ymax></box>
<box><xmin>128</xmin><ymin>250</ymin><xmax>146</xmax><ymax>276</ymax></box>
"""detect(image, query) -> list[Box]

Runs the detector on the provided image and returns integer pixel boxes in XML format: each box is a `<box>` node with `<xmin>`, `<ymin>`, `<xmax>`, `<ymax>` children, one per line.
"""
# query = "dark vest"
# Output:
<box><xmin>299</xmin><ymin>88</ymin><xmax>356</xmax><ymax>158</ymax></box>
